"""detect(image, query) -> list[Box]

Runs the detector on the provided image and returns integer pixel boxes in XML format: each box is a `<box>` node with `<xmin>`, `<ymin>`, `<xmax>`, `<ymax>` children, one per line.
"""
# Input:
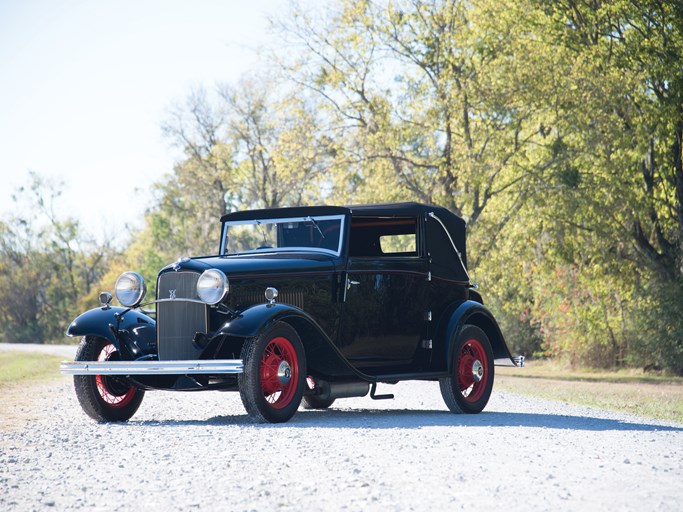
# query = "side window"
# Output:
<box><xmin>349</xmin><ymin>217</ymin><xmax>418</xmax><ymax>257</ymax></box>
<box><xmin>379</xmin><ymin>234</ymin><xmax>416</xmax><ymax>253</ymax></box>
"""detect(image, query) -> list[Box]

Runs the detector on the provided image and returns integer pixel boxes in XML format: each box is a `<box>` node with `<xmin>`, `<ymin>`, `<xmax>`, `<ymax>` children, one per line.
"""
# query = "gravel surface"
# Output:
<box><xmin>1</xmin><ymin>345</ymin><xmax>682</xmax><ymax>511</ymax></box>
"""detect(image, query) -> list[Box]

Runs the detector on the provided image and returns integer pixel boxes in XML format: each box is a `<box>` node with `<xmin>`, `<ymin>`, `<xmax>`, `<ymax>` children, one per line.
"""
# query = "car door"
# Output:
<box><xmin>336</xmin><ymin>216</ymin><xmax>429</xmax><ymax>370</ymax></box>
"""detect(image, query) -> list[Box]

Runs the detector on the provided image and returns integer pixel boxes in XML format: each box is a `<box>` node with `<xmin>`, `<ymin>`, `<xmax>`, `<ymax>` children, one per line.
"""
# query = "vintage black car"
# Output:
<box><xmin>61</xmin><ymin>202</ymin><xmax>523</xmax><ymax>423</ymax></box>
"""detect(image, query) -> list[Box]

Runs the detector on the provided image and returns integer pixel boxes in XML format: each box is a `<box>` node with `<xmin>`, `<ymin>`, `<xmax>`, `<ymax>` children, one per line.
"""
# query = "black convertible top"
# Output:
<box><xmin>221</xmin><ymin>202</ymin><xmax>468</xmax><ymax>280</ymax></box>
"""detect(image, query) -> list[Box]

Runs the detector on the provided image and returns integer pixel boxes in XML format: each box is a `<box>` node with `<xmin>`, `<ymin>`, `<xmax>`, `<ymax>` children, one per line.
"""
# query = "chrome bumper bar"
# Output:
<box><xmin>60</xmin><ymin>359</ymin><xmax>244</xmax><ymax>376</ymax></box>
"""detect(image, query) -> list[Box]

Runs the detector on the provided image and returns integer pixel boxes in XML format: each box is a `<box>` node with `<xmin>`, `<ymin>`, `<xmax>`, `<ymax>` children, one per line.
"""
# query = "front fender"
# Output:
<box><xmin>217</xmin><ymin>304</ymin><xmax>370</xmax><ymax>380</ymax></box>
<box><xmin>216</xmin><ymin>303</ymin><xmax>297</xmax><ymax>339</ymax></box>
<box><xmin>435</xmin><ymin>300</ymin><xmax>517</xmax><ymax>371</ymax></box>
<box><xmin>66</xmin><ymin>306</ymin><xmax>156</xmax><ymax>360</ymax></box>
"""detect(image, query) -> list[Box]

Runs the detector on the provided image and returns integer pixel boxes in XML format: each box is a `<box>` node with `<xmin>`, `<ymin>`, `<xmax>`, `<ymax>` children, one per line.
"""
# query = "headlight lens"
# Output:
<box><xmin>197</xmin><ymin>269</ymin><xmax>229</xmax><ymax>304</ymax></box>
<box><xmin>115</xmin><ymin>272</ymin><xmax>146</xmax><ymax>307</ymax></box>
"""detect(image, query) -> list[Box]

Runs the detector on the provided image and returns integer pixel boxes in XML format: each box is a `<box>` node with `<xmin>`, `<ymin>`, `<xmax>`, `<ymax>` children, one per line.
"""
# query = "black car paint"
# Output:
<box><xmin>66</xmin><ymin>202</ymin><xmax>514</xmax><ymax>392</ymax></box>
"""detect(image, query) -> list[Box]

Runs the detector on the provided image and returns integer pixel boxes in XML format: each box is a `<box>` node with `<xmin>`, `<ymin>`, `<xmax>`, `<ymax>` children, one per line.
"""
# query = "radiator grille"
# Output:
<box><xmin>157</xmin><ymin>271</ymin><xmax>207</xmax><ymax>360</ymax></box>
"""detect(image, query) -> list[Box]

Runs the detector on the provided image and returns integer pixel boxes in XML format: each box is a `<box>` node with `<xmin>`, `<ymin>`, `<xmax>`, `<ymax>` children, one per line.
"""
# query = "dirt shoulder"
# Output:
<box><xmin>496</xmin><ymin>373</ymin><xmax>683</xmax><ymax>422</ymax></box>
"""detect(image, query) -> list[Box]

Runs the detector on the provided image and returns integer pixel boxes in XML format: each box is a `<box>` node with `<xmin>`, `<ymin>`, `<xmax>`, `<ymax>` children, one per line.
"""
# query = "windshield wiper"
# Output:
<box><xmin>306</xmin><ymin>216</ymin><xmax>325</xmax><ymax>239</ymax></box>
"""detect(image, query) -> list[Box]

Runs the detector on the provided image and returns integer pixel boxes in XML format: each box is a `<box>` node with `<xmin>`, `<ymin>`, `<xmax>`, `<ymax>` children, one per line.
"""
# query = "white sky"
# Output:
<box><xmin>0</xmin><ymin>0</ymin><xmax>287</xmax><ymax>242</ymax></box>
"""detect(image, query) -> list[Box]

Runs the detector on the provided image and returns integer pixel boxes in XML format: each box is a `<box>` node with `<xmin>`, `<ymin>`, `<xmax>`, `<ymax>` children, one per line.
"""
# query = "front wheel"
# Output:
<box><xmin>439</xmin><ymin>325</ymin><xmax>494</xmax><ymax>414</ymax></box>
<box><xmin>73</xmin><ymin>336</ymin><xmax>145</xmax><ymax>422</ymax></box>
<box><xmin>239</xmin><ymin>322</ymin><xmax>306</xmax><ymax>423</ymax></box>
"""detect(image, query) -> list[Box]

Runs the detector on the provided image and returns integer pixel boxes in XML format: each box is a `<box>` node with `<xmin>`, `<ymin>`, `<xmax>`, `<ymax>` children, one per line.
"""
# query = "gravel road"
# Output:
<box><xmin>1</xmin><ymin>345</ymin><xmax>682</xmax><ymax>511</ymax></box>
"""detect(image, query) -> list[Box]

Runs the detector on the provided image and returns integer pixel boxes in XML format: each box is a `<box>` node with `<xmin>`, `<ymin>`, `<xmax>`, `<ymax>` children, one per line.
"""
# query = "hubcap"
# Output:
<box><xmin>277</xmin><ymin>360</ymin><xmax>292</xmax><ymax>385</ymax></box>
<box><xmin>472</xmin><ymin>360</ymin><xmax>484</xmax><ymax>383</ymax></box>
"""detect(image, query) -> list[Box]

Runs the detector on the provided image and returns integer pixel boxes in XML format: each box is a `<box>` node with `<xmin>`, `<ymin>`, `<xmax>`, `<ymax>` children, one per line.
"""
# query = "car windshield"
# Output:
<box><xmin>221</xmin><ymin>215</ymin><xmax>345</xmax><ymax>256</ymax></box>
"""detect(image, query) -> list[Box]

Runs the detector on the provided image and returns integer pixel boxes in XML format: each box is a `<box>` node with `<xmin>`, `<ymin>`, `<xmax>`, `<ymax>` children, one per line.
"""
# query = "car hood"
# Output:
<box><xmin>159</xmin><ymin>252</ymin><xmax>339</xmax><ymax>278</ymax></box>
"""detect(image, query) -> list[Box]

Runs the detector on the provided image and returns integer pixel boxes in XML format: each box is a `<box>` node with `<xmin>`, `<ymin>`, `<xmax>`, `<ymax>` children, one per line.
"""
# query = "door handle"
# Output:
<box><xmin>346</xmin><ymin>278</ymin><xmax>360</xmax><ymax>290</ymax></box>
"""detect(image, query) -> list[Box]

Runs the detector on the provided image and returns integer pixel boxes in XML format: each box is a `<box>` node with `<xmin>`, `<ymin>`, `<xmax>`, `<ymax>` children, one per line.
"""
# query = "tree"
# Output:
<box><xmin>474</xmin><ymin>0</ymin><xmax>683</xmax><ymax>370</ymax></box>
<box><xmin>0</xmin><ymin>173</ymin><xmax>115</xmax><ymax>343</ymax></box>
<box><xmin>277</xmin><ymin>0</ymin><xmax>571</xmax><ymax>268</ymax></box>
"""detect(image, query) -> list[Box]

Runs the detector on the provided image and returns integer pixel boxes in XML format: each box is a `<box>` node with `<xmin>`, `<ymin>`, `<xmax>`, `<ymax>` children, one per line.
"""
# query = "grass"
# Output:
<box><xmin>496</xmin><ymin>360</ymin><xmax>683</xmax><ymax>423</ymax></box>
<box><xmin>0</xmin><ymin>352</ymin><xmax>64</xmax><ymax>388</ymax></box>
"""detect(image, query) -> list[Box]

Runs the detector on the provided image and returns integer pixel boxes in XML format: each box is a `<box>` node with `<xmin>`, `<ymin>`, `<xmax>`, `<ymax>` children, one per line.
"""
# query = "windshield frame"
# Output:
<box><xmin>219</xmin><ymin>214</ymin><xmax>346</xmax><ymax>257</ymax></box>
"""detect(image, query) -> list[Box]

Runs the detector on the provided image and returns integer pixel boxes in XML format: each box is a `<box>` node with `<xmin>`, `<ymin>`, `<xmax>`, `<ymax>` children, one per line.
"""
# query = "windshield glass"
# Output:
<box><xmin>221</xmin><ymin>215</ymin><xmax>345</xmax><ymax>256</ymax></box>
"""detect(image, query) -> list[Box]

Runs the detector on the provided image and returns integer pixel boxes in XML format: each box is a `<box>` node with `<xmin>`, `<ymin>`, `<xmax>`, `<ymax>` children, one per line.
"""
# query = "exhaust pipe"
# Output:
<box><xmin>315</xmin><ymin>380</ymin><xmax>370</xmax><ymax>400</ymax></box>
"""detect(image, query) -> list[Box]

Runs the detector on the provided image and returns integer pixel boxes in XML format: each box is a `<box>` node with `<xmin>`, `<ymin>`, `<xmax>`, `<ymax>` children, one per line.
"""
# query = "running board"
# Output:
<box><xmin>60</xmin><ymin>359</ymin><xmax>244</xmax><ymax>376</ymax></box>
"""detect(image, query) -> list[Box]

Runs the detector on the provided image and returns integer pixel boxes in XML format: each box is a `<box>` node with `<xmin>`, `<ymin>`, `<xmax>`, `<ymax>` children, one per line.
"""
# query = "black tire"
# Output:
<box><xmin>238</xmin><ymin>322</ymin><xmax>306</xmax><ymax>423</ymax></box>
<box><xmin>73</xmin><ymin>336</ymin><xmax>144</xmax><ymax>422</ymax></box>
<box><xmin>439</xmin><ymin>325</ymin><xmax>494</xmax><ymax>414</ymax></box>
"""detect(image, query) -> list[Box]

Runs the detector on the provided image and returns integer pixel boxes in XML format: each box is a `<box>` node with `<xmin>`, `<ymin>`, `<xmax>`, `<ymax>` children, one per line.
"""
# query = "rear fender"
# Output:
<box><xmin>217</xmin><ymin>304</ymin><xmax>369</xmax><ymax>380</ymax></box>
<box><xmin>435</xmin><ymin>300</ymin><xmax>516</xmax><ymax>371</ymax></box>
<box><xmin>66</xmin><ymin>306</ymin><xmax>156</xmax><ymax>360</ymax></box>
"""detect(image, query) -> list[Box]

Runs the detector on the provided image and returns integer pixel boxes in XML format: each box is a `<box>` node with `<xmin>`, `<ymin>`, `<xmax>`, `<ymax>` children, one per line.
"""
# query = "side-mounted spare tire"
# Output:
<box><xmin>239</xmin><ymin>322</ymin><xmax>307</xmax><ymax>423</ymax></box>
<box><xmin>73</xmin><ymin>336</ymin><xmax>145</xmax><ymax>422</ymax></box>
<box><xmin>439</xmin><ymin>324</ymin><xmax>494</xmax><ymax>414</ymax></box>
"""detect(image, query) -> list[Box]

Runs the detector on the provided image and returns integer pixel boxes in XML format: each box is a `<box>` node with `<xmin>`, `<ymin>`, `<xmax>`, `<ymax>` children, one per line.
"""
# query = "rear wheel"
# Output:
<box><xmin>239</xmin><ymin>322</ymin><xmax>306</xmax><ymax>423</ymax></box>
<box><xmin>439</xmin><ymin>325</ymin><xmax>494</xmax><ymax>414</ymax></box>
<box><xmin>73</xmin><ymin>336</ymin><xmax>144</xmax><ymax>422</ymax></box>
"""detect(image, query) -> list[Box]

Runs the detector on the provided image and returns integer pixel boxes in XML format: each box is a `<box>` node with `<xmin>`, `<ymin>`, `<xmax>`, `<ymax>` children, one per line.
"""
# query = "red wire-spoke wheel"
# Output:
<box><xmin>457</xmin><ymin>339</ymin><xmax>489</xmax><ymax>403</ymax></box>
<box><xmin>439</xmin><ymin>325</ymin><xmax>494</xmax><ymax>414</ymax></box>
<box><xmin>259</xmin><ymin>336</ymin><xmax>299</xmax><ymax>408</ymax></box>
<box><xmin>239</xmin><ymin>322</ymin><xmax>306</xmax><ymax>423</ymax></box>
<box><xmin>94</xmin><ymin>343</ymin><xmax>138</xmax><ymax>408</ymax></box>
<box><xmin>73</xmin><ymin>336</ymin><xmax>145</xmax><ymax>422</ymax></box>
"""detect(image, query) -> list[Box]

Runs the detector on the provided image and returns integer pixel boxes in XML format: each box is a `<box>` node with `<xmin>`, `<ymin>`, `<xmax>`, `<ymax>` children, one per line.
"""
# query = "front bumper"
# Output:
<box><xmin>60</xmin><ymin>359</ymin><xmax>243</xmax><ymax>376</ymax></box>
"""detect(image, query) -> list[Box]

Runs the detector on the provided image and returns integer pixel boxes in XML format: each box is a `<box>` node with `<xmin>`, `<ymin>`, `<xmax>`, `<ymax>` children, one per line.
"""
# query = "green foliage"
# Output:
<box><xmin>5</xmin><ymin>0</ymin><xmax>683</xmax><ymax>376</ymax></box>
<box><xmin>627</xmin><ymin>281</ymin><xmax>683</xmax><ymax>374</ymax></box>
<box><xmin>0</xmin><ymin>173</ymin><xmax>116</xmax><ymax>343</ymax></box>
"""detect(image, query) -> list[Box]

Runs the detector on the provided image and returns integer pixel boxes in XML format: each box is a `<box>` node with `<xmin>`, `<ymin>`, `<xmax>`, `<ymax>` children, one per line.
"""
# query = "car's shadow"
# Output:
<box><xmin>128</xmin><ymin>408</ymin><xmax>683</xmax><ymax>432</ymax></box>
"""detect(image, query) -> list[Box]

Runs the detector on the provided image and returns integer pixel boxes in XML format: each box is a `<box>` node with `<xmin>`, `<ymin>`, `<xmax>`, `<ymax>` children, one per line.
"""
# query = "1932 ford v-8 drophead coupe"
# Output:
<box><xmin>61</xmin><ymin>202</ymin><xmax>523</xmax><ymax>423</ymax></box>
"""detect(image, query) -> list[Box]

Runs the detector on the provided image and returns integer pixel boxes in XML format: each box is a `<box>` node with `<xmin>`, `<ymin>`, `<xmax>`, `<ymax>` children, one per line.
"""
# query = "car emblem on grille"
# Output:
<box><xmin>169</xmin><ymin>289</ymin><xmax>177</xmax><ymax>300</ymax></box>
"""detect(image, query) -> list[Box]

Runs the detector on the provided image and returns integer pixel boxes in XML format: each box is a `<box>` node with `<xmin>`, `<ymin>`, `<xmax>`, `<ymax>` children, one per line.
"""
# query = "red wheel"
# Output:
<box><xmin>239</xmin><ymin>322</ymin><xmax>306</xmax><ymax>423</ymax></box>
<box><xmin>94</xmin><ymin>343</ymin><xmax>138</xmax><ymax>409</ymax></box>
<box><xmin>259</xmin><ymin>336</ymin><xmax>300</xmax><ymax>409</ymax></box>
<box><xmin>73</xmin><ymin>336</ymin><xmax>144</xmax><ymax>422</ymax></box>
<box><xmin>440</xmin><ymin>325</ymin><xmax>494</xmax><ymax>414</ymax></box>
<box><xmin>456</xmin><ymin>338</ymin><xmax>489</xmax><ymax>403</ymax></box>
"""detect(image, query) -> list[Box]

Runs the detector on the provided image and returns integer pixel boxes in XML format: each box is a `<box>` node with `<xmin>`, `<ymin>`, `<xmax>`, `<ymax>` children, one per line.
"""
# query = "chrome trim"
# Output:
<box><xmin>427</xmin><ymin>212</ymin><xmax>472</xmax><ymax>284</ymax></box>
<box><xmin>115</xmin><ymin>271</ymin><xmax>147</xmax><ymax>307</ymax></box>
<box><xmin>222</xmin><ymin>214</ymin><xmax>346</xmax><ymax>256</ymax></box>
<box><xmin>265</xmin><ymin>287</ymin><xmax>278</xmax><ymax>304</ymax></box>
<box><xmin>98</xmin><ymin>292</ymin><xmax>113</xmax><ymax>307</ymax></box>
<box><xmin>152</xmin><ymin>298</ymin><xmax>209</xmax><ymax>306</ymax></box>
<box><xmin>60</xmin><ymin>359</ymin><xmax>243</xmax><ymax>376</ymax></box>
<box><xmin>197</xmin><ymin>269</ymin><xmax>229</xmax><ymax>305</ymax></box>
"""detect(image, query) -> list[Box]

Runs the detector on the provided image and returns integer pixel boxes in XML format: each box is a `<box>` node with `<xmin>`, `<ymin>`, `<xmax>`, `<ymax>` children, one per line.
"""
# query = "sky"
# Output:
<box><xmin>0</xmin><ymin>0</ymin><xmax>287</xmax><ymax>241</ymax></box>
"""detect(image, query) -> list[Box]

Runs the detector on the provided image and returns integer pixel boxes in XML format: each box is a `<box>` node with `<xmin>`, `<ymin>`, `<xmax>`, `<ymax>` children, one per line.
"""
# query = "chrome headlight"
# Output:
<box><xmin>115</xmin><ymin>272</ymin><xmax>146</xmax><ymax>307</ymax></box>
<box><xmin>197</xmin><ymin>269</ymin><xmax>229</xmax><ymax>304</ymax></box>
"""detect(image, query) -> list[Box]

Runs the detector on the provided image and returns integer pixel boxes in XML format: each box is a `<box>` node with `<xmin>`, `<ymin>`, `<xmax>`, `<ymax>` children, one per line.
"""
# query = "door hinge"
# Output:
<box><xmin>421</xmin><ymin>339</ymin><xmax>433</xmax><ymax>349</ymax></box>
<box><xmin>424</xmin><ymin>311</ymin><xmax>432</xmax><ymax>321</ymax></box>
